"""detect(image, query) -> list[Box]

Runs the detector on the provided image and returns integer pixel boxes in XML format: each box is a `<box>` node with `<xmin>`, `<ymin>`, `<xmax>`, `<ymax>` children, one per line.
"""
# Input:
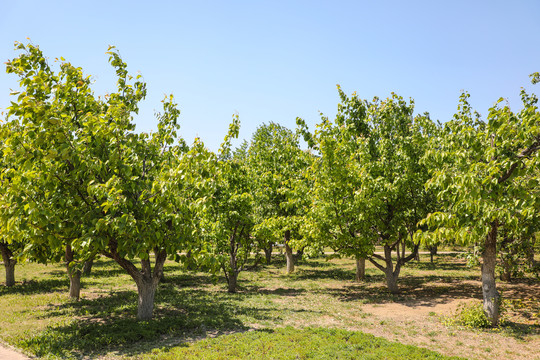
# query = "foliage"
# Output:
<box><xmin>443</xmin><ymin>302</ymin><xmax>493</xmax><ymax>329</ymax></box>
<box><xmin>421</xmin><ymin>89</ymin><xmax>540</xmax><ymax>248</ymax></box>
<box><xmin>299</xmin><ymin>87</ymin><xmax>438</xmax><ymax>290</ymax></box>
<box><xmin>0</xmin><ymin>41</ymin><xmax>208</xmax><ymax>319</ymax></box>
<box><xmin>247</xmin><ymin>122</ymin><xmax>313</xmax><ymax>270</ymax></box>
<box><xmin>297</xmin><ymin>87</ymin><xmax>373</xmax><ymax>260</ymax></box>
<box><xmin>197</xmin><ymin>116</ymin><xmax>263</xmax><ymax>292</ymax></box>
<box><xmin>420</xmin><ymin>81</ymin><xmax>540</xmax><ymax>325</ymax></box>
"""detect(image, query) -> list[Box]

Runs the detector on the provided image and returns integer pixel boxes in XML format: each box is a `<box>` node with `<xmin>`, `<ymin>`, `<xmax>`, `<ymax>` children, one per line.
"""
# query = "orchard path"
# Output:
<box><xmin>0</xmin><ymin>344</ymin><xmax>28</xmax><ymax>360</ymax></box>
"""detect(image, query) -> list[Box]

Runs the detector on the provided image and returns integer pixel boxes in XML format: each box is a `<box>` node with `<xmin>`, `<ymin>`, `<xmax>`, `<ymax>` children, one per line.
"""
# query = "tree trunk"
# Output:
<box><xmin>385</xmin><ymin>269</ymin><xmax>400</xmax><ymax>294</ymax></box>
<box><xmin>65</xmin><ymin>244</ymin><xmax>81</xmax><ymax>300</ymax></box>
<box><xmin>228</xmin><ymin>235</ymin><xmax>239</xmax><ymax>293</ymax></box>
<box><xmin>284</xmin><ymin>230</ymin><xmax>294</xmax><ymax>274</ymax></box>
<box><xmin>264</xmin><ymin>244</ymin><xmax>273</xmax><ymax>265</ymax></box>
<box><xmin>482</xmin><ymin>223</ymin><xmax>500</xmax><ymax>327</ymax></box>
<box><xmin>136</xmin><ymin>277</ymin><xmax>157</xmax><ymax>321</ymax></box>
<box><xmin>83</xmin><ymin>258</ymin><xmax>94</xmax><ymax>275</ymax></box>
<box><xmin>427</xmin><ymin>245</ymin><xmax>437</xmax><ymax>263</ymax></box>
<box><xmin>104</xmin><ymin>245</ymin><xmax>167</xmax><ymax>321</ymax></box>
<box><xmin>294</xmin><ymin>247</ymin><xmax>305</xmax><ymax>262</ymax></box>
<box><xmin>525</xmin><ymin>238</ymin><xmax>536</xmax><ymax>269</ymax></box>
<box><xmin>500</xmin><ymin>256</ymin><xmax>511</xmax><ymax>282</ymax></box>
<box><xmin>4</xmin><ymin>259</ymin><xmax>16</xmax><ymax>287</ymax></box>
<box><xmin>0</xmin><ymin>243</ymin><xmax>16</xmax><ymax>287</ymax></box>
<box><xmin>227</xmin><ymin>271</ymin><xmax>238</xmax><ymax>293</ymax></box>
<box><xmin>68</xmin><ymin>270</ymin><xmax>82</xmax><ymax>299</ymax></box>
<box><xmin>355</xmin><ymin>256</ymin><xmax>365</xmax><ymax>282</ymax></box>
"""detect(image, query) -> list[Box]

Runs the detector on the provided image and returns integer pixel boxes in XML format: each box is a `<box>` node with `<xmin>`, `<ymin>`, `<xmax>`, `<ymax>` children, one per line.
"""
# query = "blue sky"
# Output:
<box><xmin>1</xmin><ymin>0</ymin><xmax>539</xmax><ymax>150</ymax></box>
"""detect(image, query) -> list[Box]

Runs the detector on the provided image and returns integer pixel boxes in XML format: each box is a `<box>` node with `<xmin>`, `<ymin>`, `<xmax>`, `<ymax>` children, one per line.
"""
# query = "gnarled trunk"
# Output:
<box><xmin>65</xmin><ymin>244</ymin><xmax>81</xmax><ymax>300</ymax></box>
<box><xmin>482</xmin><ymin>223</ymin><xmax>500</xmax><ymax>326</ymax></box>
<box><xmin>264</xmin><ymin>244</ymin><xmax>273</xmax><ymax>265</ymax></box>
<box><xmin>284</xmin><ymin>230</ymin><xmax>294</xmax><ymax>274</ymax></box>
<box><xmin>0</xmin><ymin>242</ymin><xmax>16</xmax><ymax>287</ymax></box>
<box><xmin>355</xmin><ymin>256</ymin><xmax>365</xmax><ymax>282</ymax></box>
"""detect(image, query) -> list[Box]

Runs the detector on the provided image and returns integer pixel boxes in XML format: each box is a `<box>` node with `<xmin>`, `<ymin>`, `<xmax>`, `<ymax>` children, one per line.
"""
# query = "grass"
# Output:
<box><xmin>0</xmin><ymin>252</ymin><xmax>538</xmax><ymax>359</ymax></box>
<box><xmin>140</xmin><ymin>327</ymin><xmax>464</xmax><ymax>360</ymax></box>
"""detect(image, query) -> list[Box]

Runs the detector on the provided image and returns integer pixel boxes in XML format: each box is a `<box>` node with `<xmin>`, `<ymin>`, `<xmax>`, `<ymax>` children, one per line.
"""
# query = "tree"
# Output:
<box><xmin>421</xmin><ymin>84</ymin><xmax>540</xmax><ymax>326</ymax></box>
<box><xmin>0</xmin><ymin>241</ymin><xmax>16</xmax><ymax>287</ymax></box>
<box><xmin>2</xmin><ymin>42</ymin><xmax>206</xmax><ymax>320</ymax></box>
<box><xmin>197</xmin><ymin>117</ymin><xmax>261</xmax><ymax>293</ymax></box>
<box><xmin>247</xmin><ymin>123</ymin><xmax>311</xmax><ymax>274</ymax></box>
<box><xmin>0</xmin><ymin>128</ymin><xmax>19</xmax><ymax>287</ymax></box>
<box><xmin>297</xmin><ymin>87</ymin><xmax>373</xmax><ymax>282</ymax></box>
<box><xmin>299</xmin><ymin>87</ymin><xmax>437</xmax><ymax>291</ymax></box>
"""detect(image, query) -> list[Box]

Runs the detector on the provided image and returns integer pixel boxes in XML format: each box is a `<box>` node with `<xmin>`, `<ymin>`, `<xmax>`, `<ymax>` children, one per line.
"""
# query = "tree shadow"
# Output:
<box><xmin>294</xmin><ymin>267</ymin><xmax>358</xmax><ymax>281</ymax></box>
<box><xmin>323</xmin><ymin>275</ymin><xmax>483</xmax><ymax>306</ymax></box>
<box><xmin>0</xmin><ymin>278</ymin><xmax>67</xmax><ymax>295</ymax></box>
<box><xmin>21</xmin><ymin>283</ymin><xmax>251</xmax><ymax>359</ymax></box>
<box><xmin>407</xmin><ymin>261</ymin><xmax>471</xmax><ymax>272</ymax></box>
<box><xmin>240</xmin><ymin>284</ymin><xmax>306</xmax><ymax>297</ymax></box>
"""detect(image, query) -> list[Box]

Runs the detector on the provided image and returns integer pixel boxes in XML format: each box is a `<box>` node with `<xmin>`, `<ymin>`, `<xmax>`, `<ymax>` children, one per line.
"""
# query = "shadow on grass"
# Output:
<box><xmin>500</xmin><ymin>321</ymin><xmax>540</xmax><ymax>338</ymax></box>
<box><xmin>294</xmin><ymin>267</ymin><xmax>358</xmax><ymax>281</ymax></box>
<box><xmin>407</xmin><ymin>261</ymin><xmax>470</xmax><ymax>271</ymax></box>
<box><xmin>0</xmin><ymin>278</ymin><xmax>67</xmax><ymax>296</ymax></box>
<box><xmin>241</xmin><ymin>285</ymin><xmax>306</xmax><ymax>297</ymax></box>
<box><xmin>19</xmin><ymin>282</ymin><xmax>253</xmax><ymax>358</ymax></box>
<box><xmin>324</xmin><ymin>275</ymin><xmax>483</xmax><ymax>306</ymax></box>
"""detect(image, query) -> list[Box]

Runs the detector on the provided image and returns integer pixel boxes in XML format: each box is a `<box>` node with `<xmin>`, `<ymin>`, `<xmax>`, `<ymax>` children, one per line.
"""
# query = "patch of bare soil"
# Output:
<box><xmin>0</xmin><ymin>343</ymin><xmax>29</xmax><ymax>360</ymax></box>
<box><xmin>358</xmin><ymin>279</ymin><xmax>539</xmax><ymax>360</ymax></box>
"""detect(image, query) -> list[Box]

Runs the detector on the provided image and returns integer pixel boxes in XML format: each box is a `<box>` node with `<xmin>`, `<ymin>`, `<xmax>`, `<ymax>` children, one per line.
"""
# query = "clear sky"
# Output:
<box><xmin>1</xmin><ymin>0</ymin><xmax>539</xmax><ymax>150</ymax></box>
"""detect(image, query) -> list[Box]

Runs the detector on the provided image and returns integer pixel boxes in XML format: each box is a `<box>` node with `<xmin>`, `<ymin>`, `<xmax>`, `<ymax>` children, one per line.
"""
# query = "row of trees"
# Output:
<box><xmin>1</xmin><ymin>43</ymin><xmax>538</xmax><ymax>325</ymax></box>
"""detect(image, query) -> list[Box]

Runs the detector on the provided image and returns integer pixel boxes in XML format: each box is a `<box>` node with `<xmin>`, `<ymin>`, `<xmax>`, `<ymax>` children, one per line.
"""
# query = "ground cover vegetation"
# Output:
<box><xmin>0</xmin><ymin>42</ymin><xmax>539</xmax><ymax>358</ymax></box>
<box><xmin>0</xmin><ymin>254</ymin><xmax>537</xmax><ymax>359</ymax></box>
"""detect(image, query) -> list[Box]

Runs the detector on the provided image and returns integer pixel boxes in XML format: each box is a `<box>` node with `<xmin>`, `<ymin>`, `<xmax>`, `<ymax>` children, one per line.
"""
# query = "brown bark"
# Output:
<box><xmin>103</xmin><ymin>242</ymin><xmax>167</xmax><ymax>321</ymax></box>
<box><xmin>264</xmin><ymin>244</ymin><xmax>273</xmax><ymax>265</ymax></box>
<box><xmin>284</xmin><ymin>230</ymin><xmax>294</xmax><ymax>274</ymax></box>
<box><xmin>0</xmin><ymin>242</ymin><xmax>16</xmax><ymax>287</ymax></box>
<box><xmin>227</xmin><ymin>271</ymin><xmax>238</xmax><ymax>293</ymax></box>
<box><xmin>83</xmin><ymin>258</ymin><xmax>94</xmax><ymax>275</ymax></box>
<box><xmin>368</xmin><ymin>240</ymin><xmax>419</xmax><ymax>294</ymax></box>
<box><xmin>65</xmin><ymin>244</ymin><xmax>81</xmax><ymax>300</ymax></box>
<box><xmin>429</xmin><ymin>245</ymin><xmax>437</xmax><ymax>263</ymax></box>
<box><xmin>482</xmin><ymin>223</ymin><xmax>500</xmax><ymax>326</ymax></box>
<box><xmin>355</xmin><ymin>256</ymin><xmax>365</xmax><ymax>282</ymax></box>
<box><xmin>294</xmin><ymin>247</ymin><xmax>305</xmax><ymax>262</ymax></box>
<box><xmin>500</xmin><ymin>257</ymin><xmax>511</xmax><ymax>282</ymax></box>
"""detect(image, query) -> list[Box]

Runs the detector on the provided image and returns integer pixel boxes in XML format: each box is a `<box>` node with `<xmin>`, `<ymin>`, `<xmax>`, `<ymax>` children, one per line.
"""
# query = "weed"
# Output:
<box><xmin>443</xmin><ymin>302</ymin><xmax>491</xmax><ymax>329</ymax></box>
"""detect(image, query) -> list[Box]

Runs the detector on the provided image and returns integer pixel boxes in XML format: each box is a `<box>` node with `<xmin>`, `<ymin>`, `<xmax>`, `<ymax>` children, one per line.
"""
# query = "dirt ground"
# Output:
<box><xmin>0</xmin><ymin>343</ymin><xmax>28</xmax><ymax>360</ymax></box>
<box><xmin>357</xmin><ymin>279</ymin><xmax>539</xmax><ymax>360</ymax></box>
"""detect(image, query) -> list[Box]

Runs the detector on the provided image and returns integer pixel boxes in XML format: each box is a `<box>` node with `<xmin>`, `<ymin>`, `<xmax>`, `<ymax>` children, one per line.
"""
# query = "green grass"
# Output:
<box><xmin>0</xmin><ymin>253</ymin><xmax>537</xmax><ymax>359</ymax></box>
<box><xmin>140</xmin><ymin>327</ymin><xmax>464</xmax><ymax>360</ymax></box>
